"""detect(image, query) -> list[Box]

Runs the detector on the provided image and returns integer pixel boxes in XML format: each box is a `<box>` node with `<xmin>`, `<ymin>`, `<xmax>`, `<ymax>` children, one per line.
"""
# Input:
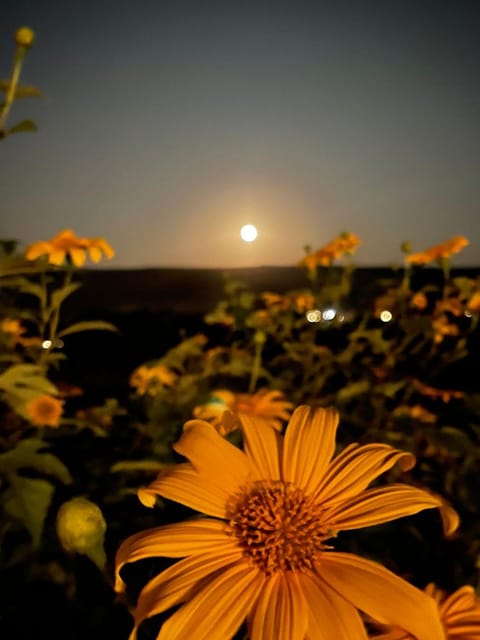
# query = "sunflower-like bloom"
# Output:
<box><xmin>25</xmin><ymin>229</ymin><xmax>114</xmax><ymax>266</ymax></box>
<box><xmin>406</xmin><ymin>236</ymin><xmax>469</xmax><ymax>266</ymax></box>
<box><xmin>115</xmin><ymin>406</ymin><xmax>457</xmax><ymax>640</ymax></box>
<box><xmin>298</xmin><ymin>232</ymin><xmax>361</xmax><ymax>270</ymax></box>
<box><xmin>129</xmin><ymin>364</ymin><xmax>177</xmax><ymax>396</ymax></box>
<box><xmin>372</xmin><ymin>583</ymin><xmax>480</xmax><ymax>639</ymax></box>
<box><xmin>192</xmin><ymin>388</ymin><xmax>293</xmax><ymax>434</ymax></box>
<box><xmin>26</xmin><ymin>394</ymin><xmax>64</xmax><ymax>427</ymax></box>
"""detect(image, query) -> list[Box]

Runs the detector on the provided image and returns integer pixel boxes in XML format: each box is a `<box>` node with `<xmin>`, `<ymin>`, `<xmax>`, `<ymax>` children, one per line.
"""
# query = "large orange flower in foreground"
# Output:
<box><xmin>115</xmin><ymin>406</ymin><xmax>457</xmax><ymax>640</ymax></box>
<box><xmin>372</xmin><ymin>582</ymin><xmax>480</xmax><ymax>639</ymax></box>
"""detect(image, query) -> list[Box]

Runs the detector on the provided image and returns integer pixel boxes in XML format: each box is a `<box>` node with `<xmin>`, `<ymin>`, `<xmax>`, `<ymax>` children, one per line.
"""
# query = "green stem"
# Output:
<box><xmin>0</xmin><ymin>46</ymin><xmax>26</xmax><ymax>132</ymax></box>
<box><xmin>249</xmin><ymin>332</ymin><xmax>265</xmax><ymax>393</ymax></box>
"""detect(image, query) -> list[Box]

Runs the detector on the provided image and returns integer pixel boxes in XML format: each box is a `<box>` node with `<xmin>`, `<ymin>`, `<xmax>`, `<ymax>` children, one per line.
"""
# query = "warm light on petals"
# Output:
<box><xmin>240</xmin><ymin>414</ymin><xmax>283</xmax><ymax>481</ymax></box>
<box><xmin>175</xmin><ymin>419</ymin><xmax>251</xmax><ymax>493</ymax></box>
<box><xmin>115</xmin><ymin>519</ymin><xmax>229</xmax><ymax>592</ymax></box>
<box><xmin>283</xmin><ymin>405</ymin><xmax>339</xmax><ymax>496</ymax></box>
<box><xmin>157</xmin><ymin>562</ymin><xmax>264</xmax><ymax>640</ymax></box>
<box><xmin>138</xmin><ymin>463</ymin><xmax>229</xmax><ymax>518</ymax></box>
<box><xmin>25</xmin><ymin>394</ymin><xmax>64</xmax><ymax>427</ymax></box>
<box><xmin>248</xmin><ymin>572</ymin><xmax>308</xmax><ymax>640</ymax></box>
<box><xmin>317</xmin><ymin>553</ymin><xmax>446</xmax><ymax>640</ymax></box>
<box><xmin>24</xmin><ymin>229</ymin><xmax>114</xmax><ymax>267</ymax></box>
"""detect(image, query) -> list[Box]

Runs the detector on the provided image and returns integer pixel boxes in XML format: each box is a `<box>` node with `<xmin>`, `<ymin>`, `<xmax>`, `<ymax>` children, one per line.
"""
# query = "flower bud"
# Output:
<box><xmin>15</xmin><ymin>27</ymin><xmax>35</xmax><ymax>48</ymax></box>
<box><xmin>56</xmin><ymin>497</ymin><xmax>107</xmax><ymax>570</ymax></box>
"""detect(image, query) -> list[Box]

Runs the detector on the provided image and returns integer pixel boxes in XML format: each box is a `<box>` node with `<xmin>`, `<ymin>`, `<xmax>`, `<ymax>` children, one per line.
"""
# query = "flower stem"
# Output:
<box><xmin>0</xmin><ymin>46</ymin><xmax>26</xmax><ymax>132</ymax></box>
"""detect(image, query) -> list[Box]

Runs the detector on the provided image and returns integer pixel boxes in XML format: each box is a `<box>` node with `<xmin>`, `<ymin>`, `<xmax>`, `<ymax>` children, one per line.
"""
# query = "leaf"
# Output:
<box><xmin>336</xmin><ymin>379</ymin><xmax>371</xmax><ymax>402</ymax></box>
<box><xmin>110</xmin><ymin>460</ymin><xmax>169</xmax><ymax>473</ymax></box>
<box><xmin>0</xmin><ymin>364</ymin><xmax>57</xmax><ymax>402</ymax></box>
<box><xmin>0</xmin><ymin>80</ymin><xmax>42</xmax><ymax>98</ymax></box>
<box><xmin>56</xmin><ymin>320</ymin><xmax>118</xmax><ymax>338</ymax></box>
<box><xmin>3</xmin><ymin>476</ymin><xmax>54</xmax><ymax>548</ymax></box>
<box><xmin>0</xmin><ymin>438</ymin><xmax>72</xmax><ymax>484</ymax></box>
<box><xmin>48</xmin><ymin>282</ymin><xmax>82</xmax><ymax>313</ymax></box>
<box><xmin>0</xmin><ymin>275</ymin><xmax>44</xmax><ymax>298</ymax></box>
<box><xmin>7</xmin><ymin>120</ymin><xmax>37</xmax><ymax>135</ymax></box>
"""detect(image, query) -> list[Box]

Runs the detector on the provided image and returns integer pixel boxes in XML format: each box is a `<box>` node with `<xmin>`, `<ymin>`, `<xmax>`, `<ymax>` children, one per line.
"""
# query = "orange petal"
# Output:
<box><xmin>300</xmin><ymin>572</ymin><xmax>368</xmax><ymax>639</ymax></box>
<box><xmin>114</xmin><ymin>518</ymin><xmax>227</xmax><ymax>592</ymax></box>
<box><xmin>282</xmin><ymin>406</ymin><xmax>339</xmax><ymax>494</ymax></box>
<box><xmin>441</xmin><ymin>585</ymin><xmax>477</xmax><ymax>615</ymax></box>
<box><xmin>326</xmin><ymin>484</ymin><xmax>444</xmax><ymax>531</ymax></box>
<box><xmin>49</xmin><ymin>248</ymin><xmax>66</xmax><ymax>265</ymax></box>
<box><xmin>174</xmin><ymin>420</ymin><xmax>251</xmax><ymax>494</ymax></box>
<box><xmin>317</xmin><ymin>552</ymin><xmax>445</xmax><ymax>640</ymax></box>
<box><xmin>157</xmin><ymin>561</ymin><xmax>264</xmax><ymax>640</ymax></box>
<box><xmin>248</xmin><ymin>572</ymin><xmax>308</xmax><ymax>640</ymax></box>
<box><xmin>132</xmin><ymin>547</ymin><xmax>243</xmax><ymax>633</ymax></box>
<box><xmin>138</xmin><ymin>463</ymin><xmax>229</xmax><ymax>518</ymax></box>
<box><xmin>241</xmin><ymin>414</ymin><xmax>282</xmax><ymax>481</ymax></box>
<box><xmin>69</xmin><ymin>247</ymin><xmax>86</xmax><ymax>266</ymax></box>
<box><xmin>315</xmin><ymin>443</ymin><xmax>415</xmax><ymax>506</ymax></box>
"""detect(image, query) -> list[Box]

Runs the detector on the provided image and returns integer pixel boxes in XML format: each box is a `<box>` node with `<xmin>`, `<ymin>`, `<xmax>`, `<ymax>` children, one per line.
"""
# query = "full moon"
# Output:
<box><xmin>240</xmin><ymin>224</ymin><xmax>258</xmax><ymax>242</ymax></box>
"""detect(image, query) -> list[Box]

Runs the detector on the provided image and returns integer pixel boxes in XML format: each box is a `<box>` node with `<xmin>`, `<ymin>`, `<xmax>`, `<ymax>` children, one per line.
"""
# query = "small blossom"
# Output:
<box><xmin>26</xmin><ymin>394</ymin><xmax>64</xmax><ymax>427</ymax></box>
<box><xmin>25</xmin><ymin>229</ymin><xmax>115</xmax><ymax>267</ymax></box>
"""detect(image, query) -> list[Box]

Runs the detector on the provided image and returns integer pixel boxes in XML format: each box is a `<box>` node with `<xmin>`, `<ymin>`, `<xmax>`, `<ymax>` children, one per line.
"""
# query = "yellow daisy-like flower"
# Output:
<box><xmin>129</xmin><ymin>364</ymin><xmax>177</xmax><ymax>396</ymax></box>
<box><xmin>372</xmin><ymin>583</ymin><xmax>480</xmax><ymax>639</ymax></box>
<box><xmin>25</xmin><ymin>229</ymin><xmax>115</xmax><ymax>267</ymax></box>
<box><xmin>192</xmin><ymin>388</ymin><xmax>293</xmax><ymax>435</ymax></box>
<box><xmin>299</xmin><ymin>232</ymin><xmax>361</xmax><ymax>270</ymax></box>
<box><xmin>116</xmin><ymin>406</ymin><xmax>456</xmax><ymax>640</ymax></box>
<box><xmin>26</xmin><ymin>394</ymin><xmax>64</xmax><ymax>427</ymax></box>
<box><xmin>406</xmin><ymin>236</ymin><xmax>469</xmax><ymax>266</ymax></box>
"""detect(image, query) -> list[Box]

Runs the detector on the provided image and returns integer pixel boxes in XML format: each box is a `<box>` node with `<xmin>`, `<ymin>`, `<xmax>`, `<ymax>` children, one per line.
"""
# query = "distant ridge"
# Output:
<box><xmin>70</xmin><ymin>265</ymin><xmax>480</xmax><ymax>316</ymax></box>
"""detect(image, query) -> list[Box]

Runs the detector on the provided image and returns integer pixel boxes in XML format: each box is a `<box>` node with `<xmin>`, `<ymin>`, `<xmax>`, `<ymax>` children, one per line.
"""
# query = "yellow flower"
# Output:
<box><xmin>129</xmin><ymin>364</ymin><xmax>177</xmax><ymax>396</ymax></box>
<box><xmin>371</xmin><ymin>583</ymin><xmax>480</xmax><ymax>639</ymax></box>
<box><xmin>193</xmin><ymin>388</ymin><xmax>293</xmax><ymax>435</ymax></box>
<box><xmin>406</xmin><ymin>236</ymin><xmax>469</xmax><ymax>266</ymax></box>
<box><xmin>298</xmin><ymin>232</ymin><xmax>361</xmax><ymax>270</ymax></box>
<box><xmin>411</xmin><ymin>292</ymin><xmax>428</xmax><ymax>310</ymax></box>
<box><xmin>26</xmin><ymin>394</ymin><xmax>64</xmax><ymax>427</ymax></box>
<box><xmin>467</xmin><ymin>292</ymin><xmax>480</xmax><ymax>313</ymax></box>
<box><xmin>116</xmin><ymin>406</ymin><xmax>456</xmax><ymax>640</ymax></box>
<box><xmin>25</xmin><ymin>229</ymin><xmax>114</xmax><ymax>267</ymax></box>
<box><xmin>1</xmin><ymin>318</ymin><xmax>25</xmax><ymax>337</ymax></box>
<box><xmin>15</xmin><ymin>27</ymin><xmax>35</xmax><ymax>48</ymax></box>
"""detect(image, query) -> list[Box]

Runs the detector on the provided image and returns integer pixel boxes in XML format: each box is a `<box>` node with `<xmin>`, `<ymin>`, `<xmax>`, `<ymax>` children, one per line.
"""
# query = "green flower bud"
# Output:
<box><xmin>56</xmin><ymin>497</ymin><xmax>107</xmax><ymax>570</ymax></box>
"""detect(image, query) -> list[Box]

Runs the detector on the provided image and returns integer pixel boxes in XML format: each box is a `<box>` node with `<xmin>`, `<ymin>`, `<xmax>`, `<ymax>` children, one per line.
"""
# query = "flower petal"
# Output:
<box><xmin>315</xmin><ymin>443</ymin><xmax>415</xmax><ymax>506</ymax></box>
<box><xmin>326</xmin><ymin>484</ymin><xmax>444</xmax><ymax>531</ymax></box>
<box><xmin>248</xmin><ymin>571</ymin><xmax>308</xmax><ymax>640</ymax></box>
<box><xmin>138</xmin><ymin>463</ymin><xmax>229</xmax><ymax>518</ymax></box>
<box><xmin>174</xmin><ymin>420</ymin><xmax>251</xmax><ymax>494</ymax></box>
<box><xmin>282</xmin><ymin>406</ymin><xmax>339</xmax><ymax>494</ymax></box>
<box><xmin>241</xmin><ymin>414</ymin><xmax>282</xmax><ymax>481</ymax></box>
<box><xmin>300</xmin><ymin>571</ymin><xmax>368</xmax><ymax>639</ymax></box>
<box><xmin>131</xmin><ymin>546</ymin><xmax>243</xmax><ymax>634</ymax></box>
<box><xmin>317</xmin><ymin>552</ymin><xmax>445</xmax><ymax>640</ymax></box>
<box><xmin>115</xmin><ymin>518</ymin><xmax>228</xmax><ymax>592</ymax></box>
<box><xmin>157</xmin><ymin>561</ymin><xmax>264</xmax><ymax>640</ymax></box>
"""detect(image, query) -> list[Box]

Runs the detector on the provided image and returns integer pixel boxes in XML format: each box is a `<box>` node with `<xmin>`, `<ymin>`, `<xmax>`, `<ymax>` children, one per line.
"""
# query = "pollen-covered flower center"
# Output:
<box><xmin>226</xmin><ymin>481</ymin><xmax>330</xmax><ymax>574</ymax></box>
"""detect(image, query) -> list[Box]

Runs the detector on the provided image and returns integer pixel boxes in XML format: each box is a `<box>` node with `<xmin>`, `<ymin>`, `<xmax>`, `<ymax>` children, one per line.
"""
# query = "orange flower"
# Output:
<box><xmin>192</xmin><ymin>388</ymin><xmax>293</xmax><ymax>435</ymax></box>
<box><xmin>372</xmin><ymin>583</ymin><xmax>480</xmax><ymax>639</ymax></box>
<box><xmin>406</xmin><ymin>236</ymin><xmax>469</xmax><ymax>266</ymax></box>
<box><xmin>116</xmin><ymin>406</ymin><xmax>454</xmax><ymax>640</ymax></box>
<box><xmin>299</xmin><ymin>232</ymin><xmax>361</xmax><ymax>270</ymax></box>
<box><xmin>26</xmin><ymin>394</ymin><xmax>64</xmax><ymax>427</ymax></box>
<box><xmin>411</xmin><ymin>292</ymin><xmax>428</xmax><ymax>310</ymax></box>
<box><xmin>25</xmin><ymin>229</ymin><xmax>114</xmax><ymax>267</ymax></box>
<box><xmin>129</xmin><ymin>364</ymin><xmax>177</xmax><ymax>396</ymax></box>
<box><xmin>467</xmin><ymin>292</ymin><xmax>480</xmax><ymax>313</ymax></box>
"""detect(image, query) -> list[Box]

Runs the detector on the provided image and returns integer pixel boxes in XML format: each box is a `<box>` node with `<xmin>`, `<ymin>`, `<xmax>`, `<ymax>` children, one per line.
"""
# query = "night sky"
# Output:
<box><xmin>1</xmin><ymin>0</ymin><xmax>479</xmax><ymax>268</ymax></box>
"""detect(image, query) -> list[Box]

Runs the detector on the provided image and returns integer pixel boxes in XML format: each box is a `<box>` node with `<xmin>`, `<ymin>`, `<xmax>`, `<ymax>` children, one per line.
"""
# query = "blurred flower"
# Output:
<box><xmin>371</xmin><ymin>582</ymin><xmax>480</xmax><ymax>639</ymax></box>
<box><xmin>406</xmin><ymin>236</ymin><xmax>469</xmax><ymax>266</ymax></box>
<box><xmin>193</xmin><ymin>388</ymin><xmax>293</xmax><ymax>435</ymax></box>
<box><xmin>432</xmin><ymin>316</ymin><xmax>460</xmax><ymax>344</ymax></box>
<box><xmin>299</xmin><ymin>232</ymin><xmax>361</xmax><ymax>270</ymax></box>
<box><xmin>26</xmin><ymin>394</ymin><xmax>64</xmax><ymax>427</ymax></box>
<box><xmin>116</xmin><ymin>406</ymin><xmax>454</xmax><ymax>640</ymax></box>
<box><xmin>467</xmin><ymin>292</ymin><xmax>480</xmax><ymax>313</ymax></box>
<box><xmin>411</xmin><ymin>292</ymin><xmax>428</xmax><ymax>310</ymax></box>
<box><xmin>412</xmin><ymin>380</ymin><xmax>464</xmax><ymax>403</ymax></box>
<box><xmin>129</xmin><ymin>364</ymin><xmax>177</xmax><ymax>396</ymax></box>
<box><xmin>25</xmin><ymin>229</ymin><xmax>114</xmax><ymax>267</ymax></box>
<box><xmin>15</xmin><ymin>26</ymin><xmax>35</xmax><ymax>48</ymax></box>
<box><xmin>1</xmin><ymin>318</ymin><xmax>25</xmax><ymax>337</ymax></box>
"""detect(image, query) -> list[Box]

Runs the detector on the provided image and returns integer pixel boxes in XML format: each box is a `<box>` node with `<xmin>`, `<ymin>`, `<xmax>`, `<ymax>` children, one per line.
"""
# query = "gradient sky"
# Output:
<box><xmin>1</xmin><ymin>0</ymin><xmax>479</xmax><ymax>268</ymax></box>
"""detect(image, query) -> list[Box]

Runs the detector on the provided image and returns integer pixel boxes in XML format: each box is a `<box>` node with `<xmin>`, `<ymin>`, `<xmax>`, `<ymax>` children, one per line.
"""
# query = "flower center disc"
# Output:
<box><xmin>227</xmin><ymin>481</ymin><xmax>329</xmax><ymax>574</ymax></box>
